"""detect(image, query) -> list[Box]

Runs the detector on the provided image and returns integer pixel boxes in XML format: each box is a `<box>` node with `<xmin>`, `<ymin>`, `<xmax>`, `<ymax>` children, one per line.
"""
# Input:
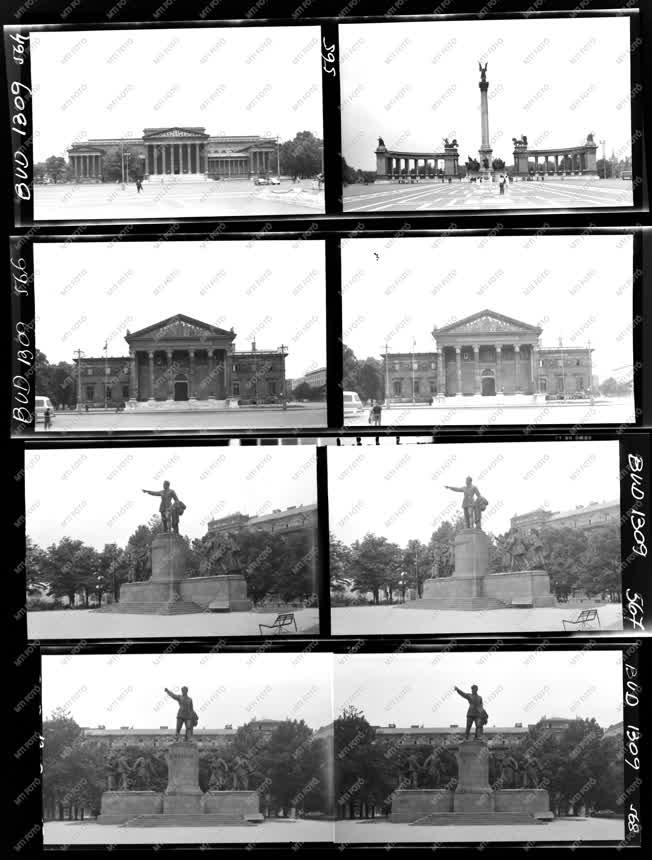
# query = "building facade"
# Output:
<box><xmin>68</xmin><ymin>127</ymin><xmax>278</xmax><ymax>181</ymax></box>
<box><xmin>382</xmin><ymin>310</ymin><xmax>593</xmax><ymax>401</ymax></box>
<box><xmin>511</xmin><ymin>500</ymin><xmax>620</xmax><ymax>533</ymax></box>
<box><xmin>73</xmin><ymin>314</ymin><xmax>287</xmax><ymax>406</ymax></box>
<box><xmin>207</xmin><ymin>503</ymin><xmax>318</xmax><ymax>539</ymax></box>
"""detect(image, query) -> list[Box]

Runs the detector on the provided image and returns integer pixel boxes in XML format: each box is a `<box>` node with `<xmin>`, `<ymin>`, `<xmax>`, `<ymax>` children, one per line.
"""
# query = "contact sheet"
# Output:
<box><xmin>4</xmin><ymin>0</ymin><xmax>651</xmax><ymax>855</ymax></box>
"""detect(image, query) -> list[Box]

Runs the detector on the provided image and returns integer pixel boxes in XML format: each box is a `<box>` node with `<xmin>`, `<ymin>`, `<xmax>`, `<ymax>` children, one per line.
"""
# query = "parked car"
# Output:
<box><xmin>35</xmin><ymin>396</ymin><xmax>55</xmax><ymax>423</ymax></box>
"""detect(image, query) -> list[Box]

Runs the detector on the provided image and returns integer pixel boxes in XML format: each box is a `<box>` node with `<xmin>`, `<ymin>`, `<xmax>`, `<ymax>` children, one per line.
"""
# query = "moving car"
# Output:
<box><xmin>35</xmin><ymin>396</ymin><xmax>55</xmax><ymax>423</ymax></box>
<box><xmin>343</xmin><ymin>391</ymin><xmax>363</xmax><ymax>418</ymax></box>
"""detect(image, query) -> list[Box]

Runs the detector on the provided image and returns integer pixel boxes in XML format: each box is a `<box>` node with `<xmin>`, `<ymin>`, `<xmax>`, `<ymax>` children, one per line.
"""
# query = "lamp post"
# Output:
<box><xmin>75</xmin><ymin>348</ymin><xmax>84</xmax><ymax>412</ymax></box>
<box><xmin>599</xmin><ymin>139</ymin><xmax>606</xmax><ymax>179</ymax></box>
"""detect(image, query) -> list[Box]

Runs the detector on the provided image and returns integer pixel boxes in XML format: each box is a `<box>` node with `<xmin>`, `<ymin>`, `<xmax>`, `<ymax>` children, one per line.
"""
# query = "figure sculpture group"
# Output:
<box><xmin>497</xmin><ymin>527</ymin><xmax>546</xmax><ymax>571</ymax></box>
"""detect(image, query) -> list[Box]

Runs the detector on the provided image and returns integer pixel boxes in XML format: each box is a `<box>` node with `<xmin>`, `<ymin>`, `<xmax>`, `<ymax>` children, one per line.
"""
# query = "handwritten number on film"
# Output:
<box><xmin>12</xmin><ymin>256</ymin><xmax>34</xmax><ymax>425</ymax></box>
<box><xmin>322</xmin><ymin>37</ymin><xmax>336</xmax><ymax>76</ymax></box>
<box><xmin>624</xmin><ymin>663</ymin><xmax>640</xmax><ymax>838</ymax></box>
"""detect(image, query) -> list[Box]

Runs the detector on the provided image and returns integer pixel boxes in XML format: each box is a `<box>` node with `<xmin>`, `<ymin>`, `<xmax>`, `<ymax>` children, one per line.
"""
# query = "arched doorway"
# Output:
<box><xmin>174</xmin><ymin>374</ymin><xmax>189</xmax><ymax>401</ymax></box>
<box><xmin>481</xmin><ymin>369</ymin><xmax>496</xmax><ymax>396</ymax></box>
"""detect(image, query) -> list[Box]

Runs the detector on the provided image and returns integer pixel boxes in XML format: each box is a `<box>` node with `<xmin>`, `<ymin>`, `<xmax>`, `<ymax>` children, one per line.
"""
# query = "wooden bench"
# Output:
<box><xmin>562</xmin><ymin>608</ymin><xmax>600</xmax><ymax>631</ymax></box>
<box><xmin>259</xmin><ymin>612</ymin><xmax>297</xmax><ymax>635</ymax></box>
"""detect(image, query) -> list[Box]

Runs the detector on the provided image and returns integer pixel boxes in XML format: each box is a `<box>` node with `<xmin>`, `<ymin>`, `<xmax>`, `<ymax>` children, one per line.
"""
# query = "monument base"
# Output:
<box><xmin>180</xmin><ymin>575</ymin><xmax>252</xmax><ymax>612</ymax></box>
<box><xmin>419</xmin><ymin>569</ymin><xmax>555</xmax><ymax>610</ymax></box>
<box><xmin>389</xmin><ymin>790</ymin><xmax>453</xmax><ymax>822</ymax></box>
<box><xmin>97</xmin><ymin>791</ymin><xmax>163</xmax><ymax>824</ymax></box>
<box><xmin>203</xmin><ymin>790</ymin><xmax>262</xmax><ymax>819</ymax></box>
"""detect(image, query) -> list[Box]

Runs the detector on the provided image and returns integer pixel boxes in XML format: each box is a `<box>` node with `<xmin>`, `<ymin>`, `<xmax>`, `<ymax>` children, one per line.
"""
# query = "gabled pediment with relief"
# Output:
<box><xmin>433</xmin><ymin>310</ymin><xmax>542</xmax><ymax>338</ymax></box>
<box><xmin>125</xmin><ymin>314</ymin><xmax>236</xmax><ymax>345</ymax></box>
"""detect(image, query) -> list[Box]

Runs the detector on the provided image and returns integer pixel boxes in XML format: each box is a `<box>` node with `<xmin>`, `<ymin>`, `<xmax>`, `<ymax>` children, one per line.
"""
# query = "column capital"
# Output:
<box><xmin>472</xmin><ymin>343</ymin><xmax>480</xmax><ymax>353</ymax></box>
<box><xmin>514</xmin><ymin>344</ymin><xmax>521</xmax><ymax>353</ymax></box>
<box><xmin>148</xmin><ymin>350</ymin><xmax>155</xmax><ymax>359</ymax></box>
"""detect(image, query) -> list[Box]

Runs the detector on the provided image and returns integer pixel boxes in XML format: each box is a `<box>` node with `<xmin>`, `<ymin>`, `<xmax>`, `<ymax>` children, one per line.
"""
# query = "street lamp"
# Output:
<box><xmin>599</xmin><ymin>139</ymin><xmax>606</xmax><ymax>179</ymax></box>
<box><xmin>74</xmin><ymin>348</ymin><xmax>85</xmax><ymax>412</ymax></box>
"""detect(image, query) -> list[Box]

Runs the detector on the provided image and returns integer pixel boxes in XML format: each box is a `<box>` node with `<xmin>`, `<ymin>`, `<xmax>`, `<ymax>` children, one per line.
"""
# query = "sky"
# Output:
<box><xmin>41</xmin><ymin>652</ymin><xmax>333</xmax><ymax>731</ymax></box>
<box><xmin>33</xmin><ymin>240</ymin><xmax>326</xmax><ymax>379</ymax></box>
<box><xmin>334</xmin><ymin>650</ymin><xmax>623</xmax><ymax>730</ymax></box>
<box><xmin>340</xmin><ymin>16</ymin><xmax>633</xmax><ymax>171</ymax></box>
<box><xmin>341</xmin><ymin>234</ymin><xmax>634</xmax><ymax>381</ymax></box>
<box><xmin>327</xmin><ymin>439</ymin><xmax>620</xmax><ymax>545</ymax></box>
<box><xmin>30</xmin><ymin>26</ymin><xmax>324</xmax><ymax>161</ymax></box>
<box><xmin>26</xmin><ymin>446</ymin><xmax>316</xmax><ymax>549</ymax></box>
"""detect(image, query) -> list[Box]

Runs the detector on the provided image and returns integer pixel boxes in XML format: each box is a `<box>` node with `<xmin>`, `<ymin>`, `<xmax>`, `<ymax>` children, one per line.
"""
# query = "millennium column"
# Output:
<box><xmin>477</xmin><ymin>61</ymin><xmax>493</xmax><ymax>177</ymax></box>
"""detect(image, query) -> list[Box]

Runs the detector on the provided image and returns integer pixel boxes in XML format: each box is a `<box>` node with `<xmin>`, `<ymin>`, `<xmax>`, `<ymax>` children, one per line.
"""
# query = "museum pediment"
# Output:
<box><xmin>125</xmin><ymin>314</ymin><xmax>236</xmax><ymax>345</ymax></box>
<box><xmin>142</xmin><ymin>127</ymin><xmax>209</xmax><ymax>140</ymax></box>
<box><xmin>433</xmin><ymin>310</ymin><xmax>542</xmax><ymax>338</ymax></box>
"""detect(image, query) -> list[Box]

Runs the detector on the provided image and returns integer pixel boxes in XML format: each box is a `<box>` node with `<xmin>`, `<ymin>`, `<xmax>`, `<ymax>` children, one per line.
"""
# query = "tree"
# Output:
<box><xmin>35</xmin><ymin>350</ymin><xmax>77</xmax><ymax>407</ymax></box>
<box><xmin>25</xmin><ymin>535</ymin><xmax>48</xmax><ymax>597</ymax></box>
<box><xmin>258</xmin><ymin>720</ymin><xmax>316</xmax><ymax>817</ymax></box>
<box><xmin>539</xmin><ymin>526</ymin><xmax>588</xmax><ymax>600</ymax></box>
<box><xmin>96</xmin><ymin>543</ymin><xmax>129</xmax><ymax>604</ymax></box>
<box><xmin>40</xmin><ymin>538</ymin><xmax>91</xmax><ymax>606</ymax></box>
<box><xmin>44</xmin><ymin>155</ymin><xmax>70</xmax><ymax>183</ymax></box>
<box><xmin>578</xmin><ymin>525</ymin><xmax>621</xmax><ymax>601</ymax></box>
<box><xmin>342</xmin><ymin>344</ymin><xmax>360</xmax><ymax>393</ymax></box>
<box><xmin>280</xmin><ymin>131</ymin><xmax>323</xmax><ymax>179</ymax></box>
<box><xmin>599</xmin><ymin>376</ymin><xmax>632</xmax><ymax>397</ymax></box>
<box><xmin>123</xmin><ymin>518</ymin><xmax>164</xmax><ymax>588</ymax></box>
<box><xmin>102</xmin><ymin>147</ymin><xmax>145</xmax><ymax>182</ymax></box>
<box><xmin>357</xmin><ymin>358</ymin><xmax>384</xmax><ymax>403</ymax></box>
<box><xmin>427</xmin><ymin>518</ymin><xmax>464</xmax><ymax>578</ymax></box>
<box><xmin>596</xmin><ymin>158</ymin><xmax>613</xmax><ymax>179</ymax></box>
<box><xmin>292</xmin><ymin>382</ymin><xmax>324</xmax><ymax>401</ymax></box>
<box><xmin>334</xmin><ymin>706</ymin><xmax>394</xmax><ymax>818</ymax></box>
<box><xmin>341</xmin><ymin>158</ymin><xmax>358</xmax><ymax>185</ymax></box>
<box><xmin>329</xmin><ymin>536</ymin><xmax>352</xmax><ymax>589</ymax></box>
<box><xmin>42</xmin><ymin>709</ymin><xmax>105</xmax><ymax>820</ymax></box>
<box><xmin>401</xmin><ymin>539</ymin><xmax>429</xmax><ymax>597</ymax></box>
<box><xmin>348</xmin><ymin>534</ymin><xmax>403</xmax><ymax>604</ymax></box>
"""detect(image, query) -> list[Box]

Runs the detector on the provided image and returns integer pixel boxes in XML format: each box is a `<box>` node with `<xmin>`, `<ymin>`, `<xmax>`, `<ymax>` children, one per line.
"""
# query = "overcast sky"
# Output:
<box><xmin>42</xmin><ymin>652</ymin><xmax>333</xmax><ymax>731</ymax></box>
<box><xmin>334</xmin><ymin>650</ymin><xmax>623</xmax><ymax>730</ymax></box>
<box><xmin>26</xmin><ymin>446</ymin><xmax>316</xmax><ymax>549</ymax></box>
<box><xmin>34</xmin><ymin>240</ymin><xmax>326</xmax><ymax>379</ymax></box>
<box><xmin>340</xmin><ymin>16</ymin><xmax>632</xmax><ymax>171</ymax></box>
<box><xmin>328</xmin><ymin>439</ymin><xmax>620</xmax><ymax>545</ymax></box>
<box><xmin>342</xmin><ymin>234</ymin><xmax>633</xmax><ymax>380</ymax></box>
<box><xmin>31</xmin><ymin>26</ymin><xmax>323</xmax><ymax>161</ymax></box>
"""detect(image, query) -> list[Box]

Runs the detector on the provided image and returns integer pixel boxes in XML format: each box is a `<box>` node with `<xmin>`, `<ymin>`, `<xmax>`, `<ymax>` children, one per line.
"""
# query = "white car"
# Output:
<box><xmin>35</xmin><ymin>396</ymin><xmax>55</xmax><ymax>423</ymax></box>
<box><xmin>343</xmin><ymin>391</ymin><xmax>363</xmax><ymax>418</ymax></box>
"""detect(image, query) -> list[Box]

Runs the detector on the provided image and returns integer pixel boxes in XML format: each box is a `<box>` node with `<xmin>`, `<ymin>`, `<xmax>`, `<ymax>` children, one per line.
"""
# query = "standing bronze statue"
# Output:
<box><xmin>478</xmin><ymin>61</ymin><xmax>488</xmax><ymax>82</ymax></box>
<box><xmin>164</xmin><ymin>685</ymin><xmax>198</xmax><ymax>740</ymax></box>
<box><xmin>445</xmin><ymin>477</ymin><xmax>486</xmax><ymax>529</ymax></box>
<box><xmin>142</xmin><ymin>481</ymin><xmax>185</xmax><ymax>533</ymax></box>
<box><xmin>454</xmin><ymin>684</ymin><xmax>489</xmax><ymax>740</ymax></box>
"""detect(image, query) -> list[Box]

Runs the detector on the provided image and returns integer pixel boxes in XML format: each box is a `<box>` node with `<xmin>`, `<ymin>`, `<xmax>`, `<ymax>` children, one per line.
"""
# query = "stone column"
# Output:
<box><xmin>148</xmin><ymin>351</ymin><xmax>155</xmax><ymax>401</ymax></box>
<box><xmin>162</xmin><ymin>145</ymin><xmax>167</xmax><ymax>175</ymax></box>
<box><xmin>473</xmin><ymin>344</ymin><xmax>481</xmax><ymax>394</ymax></box>
<box><xmin>514</xmin><ymin>344</ymin><xmax>522</xmax><ymax>393</ymax></box>
<box><xmin>128</xmin><ymin>349</ymin><xmax>137</xmax><ymax>400</ymax></box>
<box><xmin>530</xmin><ymin>343</ymin><xmax>538</xmax><ymax>394</ymax></box>
<box><xmin>184</xmin><ymin>142</ymin><xmax>189</xmax><ymax>174</ymax></box>
<box><xmin>437</xmin><ymin>348</ymin><xmax>446</xmax><ymax>395</ymax></box>
<box><xmin>554</xmin><ymin>154</ymin><xmax>559</xmax><ymax>174</ymax></box>
<box><xmin>188</xmin><ymin>349</ymin><xmax>195</xmax><ymax>399</ymax></box>
<box><xmin>225</xmin><ymin>348</ymin><xmax>232</xmax><ymax>397</ymax></box>
<box><xmin>166</xmin><ymin>350</ymin><xmax>174</xmax><ymax>399</ymax></box>
<box><xmin>207</xmin><ymin>350</ymin><xmax>216</xmax><ymax>399</ymax></box>
<box><xmin>455</xmin><ymin>346</ymin><xmax>463</xmax><ymax>396</ymax></box>
<box><xmin>478</xmin><ymin>70</ymin><xmax>492</xmax><ymax>175</ymax></box>
<box><xmin>145</xmin><ymin>146</ymin><xmax>150</xmax><ymax>177</ymax></box>
<box><xmin>496</xmin><ymin>344</ymin><xmax>503</xmax><ymax>393</ymax></box>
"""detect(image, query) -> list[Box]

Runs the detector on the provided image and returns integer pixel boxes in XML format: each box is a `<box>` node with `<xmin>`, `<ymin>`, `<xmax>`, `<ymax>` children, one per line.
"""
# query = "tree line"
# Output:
<box><xmin>43</xmin><ymin>710</ymin><xmax>331</xmax><ymax>821</ymax></box>
<box><xmin>334</xmin><ymin>706</ymin><xmax>623</xmax><ymax>819</ymax></box>
<box><xmin>27</xmin><ymin>518</ymin><xmax>317</xmax><ymax>610</ymax></box>
<box><xmin>331</xmin><ymin>517</ymin><xmax>621</xmax><ymax>605</ymax></box>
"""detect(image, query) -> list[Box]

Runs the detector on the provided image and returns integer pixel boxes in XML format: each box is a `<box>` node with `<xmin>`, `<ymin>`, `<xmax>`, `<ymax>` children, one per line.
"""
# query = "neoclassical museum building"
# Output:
<box><xmin>74</xmin><ymin>314</ymin><xmax>288</xmax><ymax>407</ymax></box>
<box><xmin>67</xmin><ymin>126</ymin><xmax>278</xmax><ymax>181</ymax></box>
<box><xmin>381</xmin><ymin>310</ymin><xmax>593</xmax><ymax>401</ymax></box>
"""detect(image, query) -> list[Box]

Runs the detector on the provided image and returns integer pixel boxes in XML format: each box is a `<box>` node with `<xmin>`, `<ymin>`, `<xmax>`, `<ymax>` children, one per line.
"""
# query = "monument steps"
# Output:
<box><xmin>123</xmin><ymin>813</ymin><xmax>260</xmax><ymax>827</ymax></box>
<box><xmin>94</xmin><ymin>599</ymin><xmax>205</xmax><ymax>615</ymax></box>
<box><xmin>129</xmin><ymin>400</ymin><xmax>230</xmax><ymax>412</ymax></box>
<box><xmin>408</xmin><ymin>812</ymin><xmax>549</xmax><ymax>826</ymax></box>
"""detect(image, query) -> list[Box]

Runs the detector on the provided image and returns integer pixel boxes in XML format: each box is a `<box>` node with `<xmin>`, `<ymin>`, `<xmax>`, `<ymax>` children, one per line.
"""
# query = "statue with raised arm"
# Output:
<box><xmin>142</xmin><ymin>481</ymin><xmax>182</xmax><ymax>533</ymax></box>
<box><xmin>478</xmin><ymin>61</ymin><xmax>488</xmax><ymax>82</ymax></box>
<box><xmin>164</xmin><ymin>685</ymin><xmax>198</xmax><ymax>741</ymax></box>
<box><xmin>454</xmin><ymin>684</ymin><xmax>488</xmax><ymax>740</ymax></box>
<box><xmin>445</xmin><ymin>477</ymin><xmax>481</xmax><ymax>529</ymax></box>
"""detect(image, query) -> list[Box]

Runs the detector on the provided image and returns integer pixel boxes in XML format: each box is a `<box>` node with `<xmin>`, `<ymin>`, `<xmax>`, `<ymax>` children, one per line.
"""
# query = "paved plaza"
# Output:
<box><xmin>344</xmin><ymin>397</ymin><xmax>634</xmax><ymax>429</ymax></box>
<box><xmin>334</xmin><ymin>816</ymin><xmax>624</xmax><ymax>844</ymax></box>
<box><xmin>35</xmin><ymin>404</ymin><xmax>326</xmax><ymax>433</ymax></box>
<box><xmin>28</xmin><ymin>607</ymin><xmax>319</xmax><ymax>640</ymax></box>
<box><xmin>343</xmin><ymin>178</ymin><xmax>632</xmax><ymax>212</ymax></box>
<box><xmin>44</xmin><ymin>818</ymin><xmax>333</xmax><ymax>845</ymax></box>
<box><xmin>33</xmin><ymin>178</ymin><xmax>324</xmax><ymax>221</ymax></box>
<box><xmin>331</xmin><ymin>603</ymin><xmax>622</xmax><ymax>636</ymax></box>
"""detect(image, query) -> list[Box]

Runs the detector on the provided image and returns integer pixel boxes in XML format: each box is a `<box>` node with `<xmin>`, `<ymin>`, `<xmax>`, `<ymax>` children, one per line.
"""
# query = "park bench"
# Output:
<box><xmin>258</xmin><ymin>612</ymin><xmax>297</xmax><ymax>635</ymax></box>
<box><xmin>562</xmin><ymin>608</ymin><xmax>600</xmax><ymax>632</ymax></box>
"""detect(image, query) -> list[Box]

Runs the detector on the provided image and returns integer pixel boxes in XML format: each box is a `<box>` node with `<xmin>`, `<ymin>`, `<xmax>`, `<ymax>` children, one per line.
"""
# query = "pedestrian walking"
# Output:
<box><xmin>44</xmin><ymin>408</ymin><xmax>52</xmax><ymax>431</ymax></box>
<box><xmin>499</xmin><ymin>174</ymin><xmax>507</xmax><ymax>195</ymax></box>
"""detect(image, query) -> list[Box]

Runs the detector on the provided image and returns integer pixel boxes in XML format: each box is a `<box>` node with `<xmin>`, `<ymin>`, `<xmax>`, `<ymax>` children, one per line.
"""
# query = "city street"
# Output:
<box><xmin>28</xmin><ymin>607</ymin><xmax>320</xmax><ymax>640</ymax></box>
<box><xmin>344</xmin><ymin>397</ymin><xmax>634</xmax><ymax>429</ymax></box>
<box><xmin>36</xmin><ymin>404</ymin><xmax>327</xmax><ymax>433</ymax></box>
<box><xmin>343</xmin><ymin>178</ymin><xmax>632</xmax><ymax>212</ymax></box>
<box><xmin>33</xmin><ymin>178</ymin><xmax>324</xmax><ymax>221</ymax></box>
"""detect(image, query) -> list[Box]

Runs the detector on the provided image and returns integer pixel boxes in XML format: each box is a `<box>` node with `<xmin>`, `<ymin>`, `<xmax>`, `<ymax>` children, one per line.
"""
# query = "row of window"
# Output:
<box><xmin>388</xmin><ymin>357</ymin><xmax>586</xmax><ymax>372</ymax></box>
<box><xmin>83</xmin><ymin>382</ymin><xmax>279</xmax><ymax>400</ymax></box>
<box><xmin>389</xmin><ymin>375</ymin><xmax>586</xmax><ymax>396</ymax></box>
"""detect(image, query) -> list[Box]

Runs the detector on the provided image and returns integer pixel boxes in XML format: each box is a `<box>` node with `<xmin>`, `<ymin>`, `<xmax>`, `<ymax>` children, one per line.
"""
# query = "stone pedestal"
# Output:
<box><xmin>150</xmin><ymin>533</ymin><xmax>187</xmax><ymax>585</ymax></box>
<box><xmin>454</xmin><ymin>740</ymin><xmax>494</xmax><ymax>813</ymax></box>
<box><xmin>203</xmin><ymin>790</ymin><xmax>263</xmax><ymax>821</ymax></box>
<box><xmin>389</xmin><ymin>790</ymin><xmax>453</xmax><ymax>822</ymax></box>
<box><xmin>97</xmin><ymin>791</ymin><xmax>163</xmax><ymax>824</ymax></box>
<box><xmin>164</xmin><ymin>741</ymin><xmax>203</xmax><ymax>815</ymax></box>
